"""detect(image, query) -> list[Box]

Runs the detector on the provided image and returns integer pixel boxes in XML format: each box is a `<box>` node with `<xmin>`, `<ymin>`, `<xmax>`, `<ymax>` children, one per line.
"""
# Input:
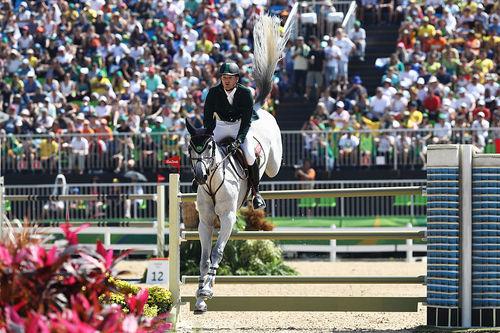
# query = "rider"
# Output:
<box><xmin>200</xmin><ymin>62</ymin><xmax>266</xmax><ymax>210</ymax></box>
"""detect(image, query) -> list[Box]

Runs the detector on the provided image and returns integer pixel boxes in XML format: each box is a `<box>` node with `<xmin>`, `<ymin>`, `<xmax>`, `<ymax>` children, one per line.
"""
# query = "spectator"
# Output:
<box><xmin>68</xmin><ymin>133</ymin><xmax>89</xmax><ymax>174</ymax></box>
<box><xmin>334</xmin><ymin>28</ymin><xmax>355</xmax><ymax>85</ymax></box>
<box><xmin>338</xmin><ymin>131</ymin><xmax>360</xmax><ymax>166</ymax></box>
<box><xmin>368</xmin><ymin>88</ymin><xmax>391</xmax><ymax>121</ymax></box>
<box><xmin>305</xmin><ymin>37</ymin><xmax>325</xmax><ymax>100</ymax></box>
<box><xmin>39</xmin><ymin>132</ymin><xmax>59</xmax><ymax>172</ymax></box>
<box><xmin>291</xmin><ymin>36</ymin><xmax>310</xmax><ymax>97</ymax></box>
<box><xmin>295</xmin><ymin>159</ymin><xmax>316</xmax><ymax>187</ymax></box>
<box><xmin>432</xmin><ymin>113</ymin><xmax>452</xmax><ymax>144</ymax></box>
<box><xmin>323</xmin><ymin>37</ymin><xmax>341</xmax><ymax>86</ymax></box>
<box><xmin>328</xmin><ymin>101</ymin><xmax>350</xmax><ymax>130</ymax></box>
<box><xmin>349</xmin><ymin>21</ymin><xmax>366</xmax><ymax>61</ymax></box>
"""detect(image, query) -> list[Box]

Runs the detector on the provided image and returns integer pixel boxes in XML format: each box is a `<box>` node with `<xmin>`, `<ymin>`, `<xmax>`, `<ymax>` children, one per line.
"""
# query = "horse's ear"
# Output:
<box><xmin>186</xmin><ymin>119</ymin><xmax>196</xmax><ymax>136</ymax></box>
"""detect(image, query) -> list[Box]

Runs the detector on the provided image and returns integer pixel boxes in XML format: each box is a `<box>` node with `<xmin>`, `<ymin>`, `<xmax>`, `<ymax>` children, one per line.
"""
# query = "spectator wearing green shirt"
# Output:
<box><xmin>151</xmin><ymin>116</ymin><xmax>167</xmax><ymax>145</ymax></box>
<box><xmin>145</xmin><ymin>67</ymin><xmax>162</xmax><ymax>92</ymax></box>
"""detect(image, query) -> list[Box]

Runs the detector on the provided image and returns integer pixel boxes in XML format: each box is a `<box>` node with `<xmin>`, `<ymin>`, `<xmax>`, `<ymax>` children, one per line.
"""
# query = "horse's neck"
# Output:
<box><xmin>207</xmin><ymin>146</ymin><xmax>225</xmax><ymax>184</ymax></box>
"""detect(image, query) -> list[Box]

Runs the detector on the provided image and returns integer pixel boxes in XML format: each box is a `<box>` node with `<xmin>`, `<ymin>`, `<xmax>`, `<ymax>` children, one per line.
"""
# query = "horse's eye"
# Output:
<box><xmin>207</xmin><ymin>144</ymin><xmax>212</xmax><ymax>150</ymax></box>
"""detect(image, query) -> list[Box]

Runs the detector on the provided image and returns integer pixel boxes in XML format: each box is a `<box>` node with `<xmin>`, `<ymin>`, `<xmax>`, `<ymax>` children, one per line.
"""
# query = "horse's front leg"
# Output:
<box><xmin>206</xmin><ymin>205</ymin><xmax>237</xmax><ymax>288</ymax></box>
<box><xmin>194</xmin><ymin>198</ymin><xmax>217</xmax><ymax>314</ymax></box>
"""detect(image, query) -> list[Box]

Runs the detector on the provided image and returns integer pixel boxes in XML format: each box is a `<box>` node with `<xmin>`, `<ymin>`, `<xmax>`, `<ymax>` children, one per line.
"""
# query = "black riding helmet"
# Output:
<box><xmin>219</xmin><ymin>62</ymin><xmax>240</xmax><ymax>76</ymax></box>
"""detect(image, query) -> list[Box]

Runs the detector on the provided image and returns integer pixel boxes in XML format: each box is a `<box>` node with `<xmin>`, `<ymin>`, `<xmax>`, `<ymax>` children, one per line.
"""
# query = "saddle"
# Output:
<box><xmin>218</xmin><ymin>137</ymin><xmax>262</xmax><ymax>171</ymax></box>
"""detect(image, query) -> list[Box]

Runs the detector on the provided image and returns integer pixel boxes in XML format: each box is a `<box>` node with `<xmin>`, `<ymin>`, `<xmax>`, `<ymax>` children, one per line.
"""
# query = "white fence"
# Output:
<box><xmin>3</xmin><ymin>179</ymin><xmax>426</xmax><ymax>224</ymax></box>
<box><xmin>31</xmin><ymin>225</ymin><xmax>426</xmax><ymax>260</ymax></box>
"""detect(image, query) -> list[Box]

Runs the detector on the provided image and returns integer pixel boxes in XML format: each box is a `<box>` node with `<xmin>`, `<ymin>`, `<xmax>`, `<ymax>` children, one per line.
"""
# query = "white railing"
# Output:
<box><xmin>342</xmin><ymin>1</ymin><xmax>357</xmax><ymax>32</ymax></box>
<box><xmin>3</xmin><ymin>179</ymin><xmax>426</xmax><ymax>223</ymax></box>
<box><xmin>277</xmin><ymin>225</ymin><xmax>426</xmax><ymax>262</ymax></box>
<box><xmin>30</xmin><ymin>224</ymin><xmax>426</xmax><ymax>260</ymax></box>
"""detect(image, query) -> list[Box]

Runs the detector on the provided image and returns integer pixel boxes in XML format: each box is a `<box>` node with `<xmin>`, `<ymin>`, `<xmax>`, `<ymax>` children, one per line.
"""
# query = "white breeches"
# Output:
<box><xmin>213</xmin><ymin>120</ymin><xmax>256</xmax><ymax>165</ymax></box>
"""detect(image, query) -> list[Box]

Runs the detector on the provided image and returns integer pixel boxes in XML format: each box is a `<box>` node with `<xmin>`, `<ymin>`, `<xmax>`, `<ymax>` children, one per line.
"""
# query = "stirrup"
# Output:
<box><xmin>252</xmin><ymin>193</ymin><xmax>266</xmax><ymax>210</ymax></box>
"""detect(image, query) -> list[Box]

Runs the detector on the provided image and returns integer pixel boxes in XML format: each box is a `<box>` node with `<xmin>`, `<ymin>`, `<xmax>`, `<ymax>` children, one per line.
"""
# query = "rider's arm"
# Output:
<box><xmin>203</xmin><ymin>88</ymin><xmax>216</xmax><ymax>133</ymax></box>
<box><xmin>236</xmin><ymin>88</ymin><xmax>254</xmax><ymax>142</ymax></box>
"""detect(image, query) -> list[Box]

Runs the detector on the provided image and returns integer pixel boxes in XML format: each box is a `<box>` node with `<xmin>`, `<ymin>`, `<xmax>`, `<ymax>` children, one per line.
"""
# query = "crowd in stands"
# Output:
<box><xmin>0</xmin><ymin>0</ymin><xmax>285</xmax><ymax>174</ymax></box>
<box><xmin>0</xmin><ymin>0</ymin><xmax>498</xmax><ymax>175</ymax></box>
<box><xmin>299</xmin><ymin>0</ymin><xmax>499</xmax><ymax>170</ymax></box>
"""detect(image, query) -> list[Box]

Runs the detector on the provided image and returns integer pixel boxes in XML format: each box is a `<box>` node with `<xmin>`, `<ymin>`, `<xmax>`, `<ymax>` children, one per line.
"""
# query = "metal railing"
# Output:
<box><xmin>3</xmin><ymin>179</ymin><xmax>425</xmax><ymax>224</ymax></box>
<box><xmin>342</xmin><ymin>1</ymin><xmax>357</xmax><ymax>32</ymax></box>
<box><xmin>1</xmin><ymin>128</ymin><xmax>497</xmax><ymax>175</ymax></box>
<box><xmin>297</xmin><ymin>0</ymin><xmax>355</xmax><ymax>38</ymax></box>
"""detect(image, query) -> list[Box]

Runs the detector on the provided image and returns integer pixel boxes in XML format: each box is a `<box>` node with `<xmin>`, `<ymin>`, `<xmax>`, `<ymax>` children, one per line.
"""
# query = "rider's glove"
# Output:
<box><xmin>228</xmin><ymin>139</ymin><xmax>242</xmax><ymax>153</ymax></box>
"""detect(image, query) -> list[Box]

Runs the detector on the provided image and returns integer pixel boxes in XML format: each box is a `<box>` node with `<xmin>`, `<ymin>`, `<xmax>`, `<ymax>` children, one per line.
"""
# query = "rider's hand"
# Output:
<box><xmin>228</xmin><ymin>139</ymin><xmax>241</xmax><ymax>153</ymax></box>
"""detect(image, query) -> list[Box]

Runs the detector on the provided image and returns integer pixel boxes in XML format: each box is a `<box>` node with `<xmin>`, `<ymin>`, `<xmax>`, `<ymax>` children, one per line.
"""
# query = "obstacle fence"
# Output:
<box><xmin>167</xmin><ymin>173</ymin><xmax>428</xmax><ymax>325</ymax></box>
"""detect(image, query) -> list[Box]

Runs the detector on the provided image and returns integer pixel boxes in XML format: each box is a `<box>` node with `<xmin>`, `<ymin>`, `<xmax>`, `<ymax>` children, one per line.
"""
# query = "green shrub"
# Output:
<box><xmin>147</xmin><ymin>286</ymin><xmax>173</xmax><ymax>314</ymax></box>
<box><xmin>143</xmin><ymin>304</ymin><xmax>159</xmax><ymax>317</ymax></box>
<box><xmin>180</xmin><ymin>239</ymin><xmax>297</xmax><ymax>276</ymax></box>
<box><xmin>102</xmin><ymin>278</ymin><xmax>173</xmax><ymax>317</ymax></box>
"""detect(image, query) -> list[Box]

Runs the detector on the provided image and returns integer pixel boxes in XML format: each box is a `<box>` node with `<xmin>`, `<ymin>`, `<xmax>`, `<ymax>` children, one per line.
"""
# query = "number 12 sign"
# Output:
<box><xmin>146</xmin><ymin>258</ymin><xmax>169</xmax><ymax>286</ymax></box>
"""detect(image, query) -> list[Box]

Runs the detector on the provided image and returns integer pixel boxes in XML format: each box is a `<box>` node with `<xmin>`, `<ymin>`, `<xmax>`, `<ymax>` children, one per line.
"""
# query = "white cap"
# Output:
<box><xmin>336</xmin><ymin>101</ymin><xmax>345</xmax><ymax>108</ymax></box>
<box><xmin>58</xmin><ymin>45</ymin><xmax>65</xmax><ymax>52</ymax></box>
<box><xmin>428</xmin><ymin>76</ymin><xmax>437</xmax><ymax>83</ymax></box>
<box><xmin>27</xmin><ymin>71</ymin><xmax>35</xmax><ymax>78</ymax></box>
<box><xmin>478</xmin><ymin>111</ymin><xmax>485</xmax><ymax>117</ymax></box>
<box><xmin>155</xmin><ymin>116</ymin><xmax>163</xmax><ymax>123</ymax></box>
<box><xmin>83</xmin><ymin>96</ymin><xmax>90</xmax><ymax>102</ymax></box>
<box><xmin>76</xmin><ymin>113</ymin><xmax>85</xmax><ymax>120</ymax></box>
<box><xmin>417</xmin><ymin>77</ymin><xmax>425</xmax><ymax>85</ymax></box>
<box><xmin>80</xmin><ymin>67</ymin><xmax>89</xmax><ymax>75</ymax></box>
<box><xmin>478</xmin><ymin>100</ymin><xmax>485</xmax><ymax>106</ymax></box>
<box><xmin>384</xmin><ymin>78</ymin><xmax>392</xmax><ymax>84</ymax></box>
<box><xmin>20</xmin><ymin>109</ymin><xmax>30</xmax><ymax>116</ymax></box>
<box><xmin>99</xmin><ymin>96</ymin><xmax>107</xmax><ymax>103</ymax></box>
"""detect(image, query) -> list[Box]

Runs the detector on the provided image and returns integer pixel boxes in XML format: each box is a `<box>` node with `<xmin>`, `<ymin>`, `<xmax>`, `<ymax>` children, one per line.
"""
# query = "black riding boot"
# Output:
<box><xmin>248</xmin><ymin>162</ymin><xmax>266</xmax><ymax>210</ymax></box>
<box><xmin>192</xmin><ymin>179</ymin><xmax>198</xmax><ymax>192</ymax></box>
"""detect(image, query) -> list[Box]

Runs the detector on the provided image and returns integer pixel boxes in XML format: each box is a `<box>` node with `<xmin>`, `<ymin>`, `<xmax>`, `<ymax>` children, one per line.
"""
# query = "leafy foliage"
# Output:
<box><xmin>180</xmin><ymin>240</ymin><xmax>296</xmax><ymax>276</ymax></box>
<box><xmin>180</xmin><ymin>207</ymin><xmax>296</xmax><ymax>276</ymax></box>
<box><xmin>102</xmin><ymin>278</ymin><xmax>173</xmax><ymax>317</ymax></box>
<box><xmin>0</xmin><ymin>223</ymin><xmax>171</xmax><ymax>332</ymax></box>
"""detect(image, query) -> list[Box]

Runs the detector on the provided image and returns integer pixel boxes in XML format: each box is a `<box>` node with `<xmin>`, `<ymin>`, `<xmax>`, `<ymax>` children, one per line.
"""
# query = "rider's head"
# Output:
<box><xmin>219</xmin><ymin>62</ymin><xmax>239</xmax><ymax>91</ymax></box>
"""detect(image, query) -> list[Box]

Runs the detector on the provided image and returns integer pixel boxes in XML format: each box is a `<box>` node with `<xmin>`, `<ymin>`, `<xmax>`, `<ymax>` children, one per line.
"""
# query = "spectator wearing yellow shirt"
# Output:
<box><xmin>195</xmin><ymin>34</ymin><xmax>213</xmax><ymax>54</ymax></box>
<box><xmin>40</xmin><ymin>132</ymin><xmax>59</xmax><ymax>172</ymax></box>
<box><xmin>417</xmin><ymin>17</ymin><xmax>436</xmax><ymax>39</ymax></box>
<box><xmin>406</xmin><ymin>101</ymin><xmax>423</xmax><ymax>129</ymax></box>
<box><xmin>90</xmin><ymin>71</ymin><xmax>112</xmax><ymax>96</ymax></box>
<box><xmin>474</xmin><ymin>50</ymin><xmax>495</xmax><ymax>74</ymax></box>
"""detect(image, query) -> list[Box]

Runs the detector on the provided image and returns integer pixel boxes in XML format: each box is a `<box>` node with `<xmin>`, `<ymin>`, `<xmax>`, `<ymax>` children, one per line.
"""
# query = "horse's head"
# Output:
<box><xmin>186</xmin><ymin>121</ymin><xmax>215</xmax><ymax>185</ymax></box>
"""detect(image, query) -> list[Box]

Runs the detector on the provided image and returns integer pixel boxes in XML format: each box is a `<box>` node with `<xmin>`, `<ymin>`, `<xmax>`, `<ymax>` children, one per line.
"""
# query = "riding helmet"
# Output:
<box><xmin>219</xmin><ymin>62</ymin><xmax>240</xmax><ymax>76</ymax></box>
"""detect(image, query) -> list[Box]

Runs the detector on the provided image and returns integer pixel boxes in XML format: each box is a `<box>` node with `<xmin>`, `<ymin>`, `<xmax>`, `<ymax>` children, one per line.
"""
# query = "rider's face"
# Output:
<box><xmin>221</xmin><ymin>74</ymin><xmax>238</xmax><ymax>91</ymax></box>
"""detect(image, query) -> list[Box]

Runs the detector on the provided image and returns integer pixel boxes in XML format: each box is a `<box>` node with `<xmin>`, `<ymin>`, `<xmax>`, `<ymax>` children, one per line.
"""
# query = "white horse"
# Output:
<box><xmin>186</xmin><ymin>7</ymin><xmax>297</xmax><ymax>314</ymax></box>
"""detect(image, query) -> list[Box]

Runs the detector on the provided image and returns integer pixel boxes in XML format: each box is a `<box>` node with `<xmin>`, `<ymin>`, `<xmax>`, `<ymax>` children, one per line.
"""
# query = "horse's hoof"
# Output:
<box><xmin>193</xmin><ymin>308</ymin><xmax>207</xmax><ymax>315</ymax></box>
<box><xmin>194</xmin><ymin>299</ymin><xmax>207</xmax><ymax>314</ymax></box>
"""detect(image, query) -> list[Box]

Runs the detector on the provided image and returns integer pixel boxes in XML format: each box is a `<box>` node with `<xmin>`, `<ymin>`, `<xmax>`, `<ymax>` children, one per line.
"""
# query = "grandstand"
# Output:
<box><xmin>0</xmin><ymin>0</ymin><xmax>498</xmax><ymax>184</ymax></box>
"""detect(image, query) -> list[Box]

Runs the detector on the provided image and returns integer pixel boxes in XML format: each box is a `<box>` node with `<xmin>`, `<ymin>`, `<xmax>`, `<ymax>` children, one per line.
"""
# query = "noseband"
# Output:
<box><xmin>189</xmin><ymin>135</ymin><xmax>216</xmax><ymax>178</ymax></box>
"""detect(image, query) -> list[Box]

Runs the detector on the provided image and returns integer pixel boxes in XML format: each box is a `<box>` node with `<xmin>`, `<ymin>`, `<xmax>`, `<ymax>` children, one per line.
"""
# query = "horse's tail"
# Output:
<box><xmin>252</xmin><ymin>3</ymin><xmax>298</xmax><ymax>109</ymax></box>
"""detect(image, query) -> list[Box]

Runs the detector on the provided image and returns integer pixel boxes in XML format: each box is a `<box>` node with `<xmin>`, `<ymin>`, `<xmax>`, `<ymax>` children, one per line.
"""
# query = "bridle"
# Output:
<box><xmin>188</xmin><ymin>135</ymin><xmax>245</xmax><ymax>203</ymax></box>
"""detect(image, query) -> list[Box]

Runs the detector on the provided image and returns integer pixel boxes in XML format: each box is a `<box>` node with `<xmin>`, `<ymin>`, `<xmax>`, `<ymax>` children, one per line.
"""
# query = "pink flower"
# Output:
<box><xmin>60</xmin><ymin>223</ymin><xmax>90</xmax><ymax>245</ymax></box>
<box><xmin>0</xmin><ymin>245</ymin><xmax>12</xmax><ymax>265</ymax></box>
<box><xmin>127</xmin><ymin>288</ymin><xmax>149</xmax><ymax>316</ymax></box>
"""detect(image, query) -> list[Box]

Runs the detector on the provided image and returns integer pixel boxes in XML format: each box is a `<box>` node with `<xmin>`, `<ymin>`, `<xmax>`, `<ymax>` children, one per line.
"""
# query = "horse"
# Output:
<box><xmin>186</xmin><ymin>108</ymin><xmax>282</xmax><ymax>313</ymax></box>
<box><xmin>185</xmin><ymin>7</ymin><xmax>297</xmax><ymax>314</ymax></box>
